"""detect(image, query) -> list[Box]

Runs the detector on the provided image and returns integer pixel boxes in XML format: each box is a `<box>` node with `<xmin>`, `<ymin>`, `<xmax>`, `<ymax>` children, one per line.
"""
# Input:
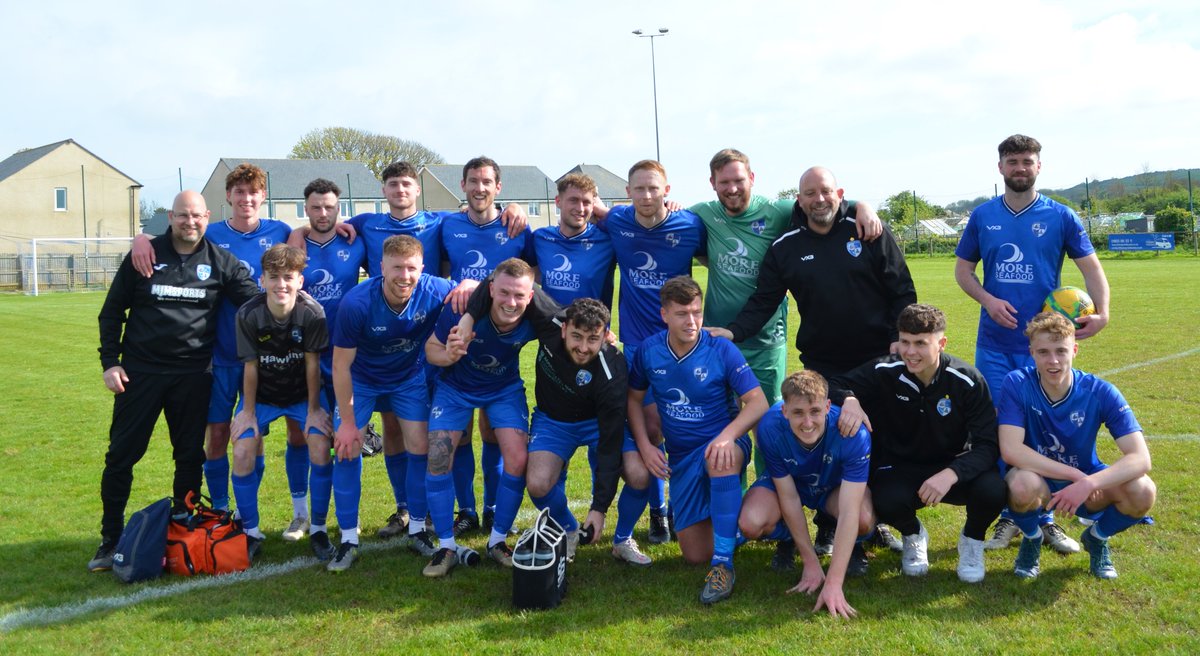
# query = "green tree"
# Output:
<box><xmin>879</xmin><ymin>191</ymin><xmax>945</xmax><ymax>229</ymax></box>
<box><xmin>776</xmin><ymin>187</ymin><xmax>797</xmax><ymax>200</ymax></box>
<box><xmin>290</xmin><ymin>127</ymin><xmax>444</xmax><ymax>178</ymax></box>
<box><xmin>1155</xmin><ymin>206</ymin><xmax>1193</xmax><ymax>232</ymax></box>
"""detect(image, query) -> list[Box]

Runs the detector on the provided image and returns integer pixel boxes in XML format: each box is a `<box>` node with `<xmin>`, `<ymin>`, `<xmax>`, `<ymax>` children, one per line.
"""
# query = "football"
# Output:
<box><xmin>1042</xmin><ymin>285</ymin><xmax>1095</xmax><ymax>327</ymax></box>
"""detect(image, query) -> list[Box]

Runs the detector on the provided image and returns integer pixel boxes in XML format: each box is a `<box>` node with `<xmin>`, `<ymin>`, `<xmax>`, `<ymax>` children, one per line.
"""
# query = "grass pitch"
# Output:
<box><xmin>1</xmin><ymin>256</ymin><xmax>1198</xmax><ymax>652</ymax></box>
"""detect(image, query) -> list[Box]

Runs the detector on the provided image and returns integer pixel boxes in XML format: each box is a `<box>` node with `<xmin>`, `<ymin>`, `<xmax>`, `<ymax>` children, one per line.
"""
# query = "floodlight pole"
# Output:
<box><xmin>633</xmin><ymin>28</ymin><xmax>669</xmax><ymax>162</ymax></box>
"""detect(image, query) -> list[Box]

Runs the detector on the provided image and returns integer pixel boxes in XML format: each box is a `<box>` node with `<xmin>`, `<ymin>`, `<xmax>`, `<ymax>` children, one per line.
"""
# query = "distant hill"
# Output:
<box><xmin>1042</xmin><ymin>169</ymin><xmax>1195</xmax><ymax>204</ymax></box>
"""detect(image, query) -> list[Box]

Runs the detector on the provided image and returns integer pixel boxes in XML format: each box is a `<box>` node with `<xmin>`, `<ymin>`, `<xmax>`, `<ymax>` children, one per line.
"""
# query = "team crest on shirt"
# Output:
<box><xmin>338</xmin><ymin>249</ymin><xmax>350</xmax><ymax>261</ymax></box>
<box><xmin>259</xmin><ymin>238</ymin><xmax>273</xmax><ymax>248</ymax></box>
<box><xmin>665</xmin><ymin>233</ymin><xmax>681</xmax><ymax>247</ymax></box>
<box><xmin>1070</xmin><ymin>411</ymin><xmax>1085</xmax><ymax>427</ymax></box>
<box><xmin>693</xmin><ymin>366</ymin><xmax>709</xmax><ymax>382</ymax></box>
<box><xmin>494</xmin><ymin>233</ymin><xmax>509</xmax><ymax>246</ymax></box>
<box><xmin>1031</xmin><ymin>223</ymin><xmax>1047</xmax><ymax>237</ymax></box>
<box><xmin>751</xmin><ymin>219</ymin><xmax>766</xmax><ymax>235</ymax></box>
<box><xmin>431</xmin><ymin>406</ymin><xmax>443</xmax><ymax>419</ymax></box>
<box><xmin>846</xmin><ymin>239</ymin><xmax>862</xmax><ymax>257</ymax></box>
<box><xmin>291</xmin><ymin>328</ymin><xmax>303</xmax><ymax>343</ymax></box>
<box><xmin>584</xmin><ymin>242</ymin><xmax>594</xmax><ymax>251</ymax></box>
<box><xmin>936</xmin><ymin>396</ymin><xmax>952</xmax><ymax>416</ymax></box>
<box><xmin>196</xmin><ymin>264</ymin><xmax>211</xmax><ymax>280</ymax></box>
<box><xmin>412</xmin><ymin>311</ymin><xmax>427</xmax><ymax>325</ymax></box>
<box><xmin>576</xmin><ymin>370</ymin><xmax>592</xmax><ymax>386</ymax></box>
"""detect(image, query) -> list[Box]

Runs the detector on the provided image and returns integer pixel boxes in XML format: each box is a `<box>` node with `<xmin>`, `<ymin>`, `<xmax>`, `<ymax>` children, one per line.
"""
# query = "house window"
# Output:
<box><xmin>528</xmin><ymin>203</ymin><xmax>540</xmax><ymax>217</ymax></box>
<box><xmin>340</xmin><ymin>201</ymin><xmax>351</xmax><ymax>218</ymax></box>
<box><xmin>375</xmin><ymin>201</ymin><xmax>384</xmax><ymax>214</ymax></box>
<box><xmin>554</xmin><ymin>205</ymin><xmax>561</xmax><ymax>217</ymax></box>
<box><xmin>296</xmin><ymin>202</ymin><xmax>306</xmax><ymax>219</ymax></box>
<box><xmin>268</xmin><ymin>202</ymin><xmax>276</xmax><ymax>219</ymax></box>
<box><xmin>54</xmin><ymin>188</ymin><xmax>67</xmax><ymax>211</ymax></box>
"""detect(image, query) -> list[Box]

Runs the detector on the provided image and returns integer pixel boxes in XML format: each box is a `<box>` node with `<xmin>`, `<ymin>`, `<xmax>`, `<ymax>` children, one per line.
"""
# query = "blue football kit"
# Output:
<box><xmin>596</xmin><ymin>205</ymin><xmax>706</xmax><ymax>348</ymax></box>
<box><xmin>956</xmin><ymin>194</ymin><xmax>1093</xmax><ymax>357</ymax></box>
<box><xmin>532</xmin><ymin>224</ymin><xmax>616</xmax><ymax>307</ymax></box>
<box><xmin>348</xmin><ymin>211</ymin><xmax>446</xmax><ymax>278</ymax></box>
<box><xmin>753</xmin><ymin>403</ymin><xmax>871</xmax><ymax>511</ymax></box>
<box><xmin>303</xmin><ymin>233</ymin><xmax>366</xmax><ymax>384</ymax></box>
<box><xmin>998</xmin><ymin>366</ymin><xmax>1149</xmax><ymax>540</ymax></box>
<box><xmin>440</xmin><ymin>212</ymin><xmax>536</xmax><ymax>282</ymax></box>
<box><xmin>327</xmin><ymin>273</ymin><xmax>453</xmax><ymax>542</ymax></box>
<box><xmin>628</xmin><ymin>330</ymin><xmax>758</xmax><ymax>538</ymax></box>
<box><xmin>998</xmin><ymin>367</ymin><xmax>1141</xmax><ymax>476</ymax></box>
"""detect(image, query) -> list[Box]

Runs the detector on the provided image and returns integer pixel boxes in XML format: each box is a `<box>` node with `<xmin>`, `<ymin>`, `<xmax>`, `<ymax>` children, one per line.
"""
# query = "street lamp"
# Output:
<box><xmin>632</xmin><ymin>28</ymin><xmax>669</xmax><ymax>161</ymax></box>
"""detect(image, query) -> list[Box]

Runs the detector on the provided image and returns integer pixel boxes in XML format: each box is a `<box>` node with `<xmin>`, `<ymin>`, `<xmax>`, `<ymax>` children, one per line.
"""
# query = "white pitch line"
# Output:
<box><xmin>1098</xmin><ymin>347</ymin><xmax>1200</xmax><ymax>377</ymax></box>
<box><xmin>0</xmin><ymin>540</ymin><xmax>401</xmax><ymax>633</ymax></box>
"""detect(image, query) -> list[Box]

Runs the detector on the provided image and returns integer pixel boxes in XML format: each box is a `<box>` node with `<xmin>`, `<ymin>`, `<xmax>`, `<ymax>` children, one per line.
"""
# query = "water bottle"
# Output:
<box><xmin>455</xmin><ymin>545</ymin><xmax>481</xmax><ymax>567</ymax></box>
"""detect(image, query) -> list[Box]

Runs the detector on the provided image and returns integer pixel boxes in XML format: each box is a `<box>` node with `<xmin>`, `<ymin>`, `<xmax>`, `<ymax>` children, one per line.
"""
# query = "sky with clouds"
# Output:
<box><xmin>4</xmin><ymin>0</ymin><xmax>1197</xmax><ymax>214</ymax></box>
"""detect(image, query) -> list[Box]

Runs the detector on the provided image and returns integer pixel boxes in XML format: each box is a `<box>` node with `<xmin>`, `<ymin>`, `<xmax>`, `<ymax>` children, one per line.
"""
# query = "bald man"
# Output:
<box><xmin>91</xmin><ymin>191</ymin><xmax>259</xmax><ymax>572</ymax></box>
<box><xmin>712</xmin><ymin>167</ymin><xmax>916</xmax><ymax>380</ymax></box>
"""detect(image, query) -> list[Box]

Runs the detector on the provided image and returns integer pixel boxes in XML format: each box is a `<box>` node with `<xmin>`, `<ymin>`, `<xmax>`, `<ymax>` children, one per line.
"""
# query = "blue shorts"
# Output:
<box><xmin>528</xmin><ymin>409</ymin><xmax>598</xmax><ymax>460</ymax></box>
<box><xmin>429</xmin><ymin>379</ymin><xmax>528</xmax><ymax>433</ymax></box>
<box><xmin>975</xmin><ymin>346</ymin><xmax>1033</xmax><ymax>406</ymax></box>
<box><xmin>750</xmin><ymin>475</ymin><xmax>831</xmax><ymax>512</ymax></box>
<box><xmin>207</xmin><ymin>364</ymin><xmax>243</xmax><ymax>424</ymax></box>
<box><xmin>1044</xmin><ymin>463</ymin><xmax>1109</xmax><ymax>522</ymax></box>
<box><xmin>234</xmin><ymin>399</ymin><xmax>328</xmax><ymax>440</ymax></box>
<box><xmin>669</xmin><ymin>434</ymin><xmax>752</xmax><ymax>532</ymax></box>
<box><xmin>334</xmin><ymin>373</ymin><xmax>430</xmax><ymax>431</ymax></box>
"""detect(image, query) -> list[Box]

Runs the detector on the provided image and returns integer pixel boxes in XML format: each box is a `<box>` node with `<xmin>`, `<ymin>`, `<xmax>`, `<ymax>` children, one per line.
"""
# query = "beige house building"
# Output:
<box><xmin>201</xmin><ymin>158</ymin><xmax>384</xmax><ymax>227</ymax></box>
<box><xmin>0</xmin><ymin>139</ymin><xmax>142</xmax><ymax>250</ymax></box>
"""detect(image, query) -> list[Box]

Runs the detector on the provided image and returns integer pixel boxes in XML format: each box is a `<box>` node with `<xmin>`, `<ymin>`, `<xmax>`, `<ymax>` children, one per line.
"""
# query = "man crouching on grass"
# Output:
<box><xmin>738</xmin><ymin>370</ymin><xmax>874</xmax><ymax>618</ymax></box>
<box><xmin>999</xmin><ymin>312</ymin><xmax>1155</xmax><ymax>580</ymax></box>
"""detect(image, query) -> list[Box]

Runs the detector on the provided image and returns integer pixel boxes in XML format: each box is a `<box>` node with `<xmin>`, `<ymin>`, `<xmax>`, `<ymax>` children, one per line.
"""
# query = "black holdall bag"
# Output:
<box><xmin>512</xmin><ymin>508</ymin><xmax>568</xmax><ymax>610</ymax></box>
<box><xmin>112</xmin><ymin>496</ymin><xmax>172</xmax><ymax>583</ymax></box>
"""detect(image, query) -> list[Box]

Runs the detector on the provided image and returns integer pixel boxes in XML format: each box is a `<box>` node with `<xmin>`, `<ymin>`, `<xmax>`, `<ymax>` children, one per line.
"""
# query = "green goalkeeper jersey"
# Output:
<box><xmin>690</xmin><ymin>195</ymin><xmax>793</xmax><ymax>352</ymax></box>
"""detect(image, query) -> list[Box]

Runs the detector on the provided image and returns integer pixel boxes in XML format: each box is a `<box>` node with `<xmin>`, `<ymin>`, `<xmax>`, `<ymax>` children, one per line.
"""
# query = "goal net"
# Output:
<box><xmin>2</xmin><ymin>238</ymin><xmax>134</xmax><ymax>295</ymax></box>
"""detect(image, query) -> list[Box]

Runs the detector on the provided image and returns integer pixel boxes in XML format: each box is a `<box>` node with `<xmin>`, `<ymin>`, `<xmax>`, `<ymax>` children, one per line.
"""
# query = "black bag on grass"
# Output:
<box><xmin>113</xmin><ymin>496</ymin><xmax>172</xmax><ymax>583</ymax></box>
<box><xmin>512</xmin><ymin>508</ymin><xmax>568</xmax><ymax>610</ymax></box>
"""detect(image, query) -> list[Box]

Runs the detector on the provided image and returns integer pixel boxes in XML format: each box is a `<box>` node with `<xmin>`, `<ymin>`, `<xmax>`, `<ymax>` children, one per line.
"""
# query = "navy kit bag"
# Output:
<box><xmin>112</xmin><ymin>496</ymin><xmax>172</xmax><ymax>583</ymax></box>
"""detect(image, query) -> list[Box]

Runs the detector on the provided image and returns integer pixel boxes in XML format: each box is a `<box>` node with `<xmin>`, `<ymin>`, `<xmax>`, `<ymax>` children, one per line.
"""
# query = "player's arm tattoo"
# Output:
<box><xmin>428</xmin><ymin>430</ymin><xmax>455</xmax><ymax>475</ymax></box>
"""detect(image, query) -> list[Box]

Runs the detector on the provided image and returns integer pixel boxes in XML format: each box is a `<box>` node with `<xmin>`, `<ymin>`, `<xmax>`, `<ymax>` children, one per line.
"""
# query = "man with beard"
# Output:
<box><xmin>711</xmin><ymin>166</ymin><xmax>916</xmax><ymax>390</ymax></box>
<box><xmin>298</xmin><ymin>178</ymin><xmax>366</xmax><ymax>560</ymax></box>
<box><xmin>955</xmin><ymin>134</ymin><xmax>1111</xmax><ymax>554</ymax></box>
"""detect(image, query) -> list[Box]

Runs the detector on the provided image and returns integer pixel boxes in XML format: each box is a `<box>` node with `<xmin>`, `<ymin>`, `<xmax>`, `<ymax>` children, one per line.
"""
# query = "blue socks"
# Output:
<box><xmin>1095</xmin><ymin>507</ymin><xmax>1141</xmax><ymax>539</ymax></box>
<box><xmin>285</xmin><ymin>443</ymin><xmax>309</xmax><ymax>501</ymax></box>
<box><xmin>482</xmin><ymin>442</ymin><xmax>502</xmax><ymax>512</ymax></box>
<box><xmin>427</xmin><ymin>472</ymin><xmax>456</xmax><ymax>541</ymax></box>
<box><xmin>406</xmin><ymin>454</ymin><xmax>429</xmax><ymax>525</ymax></box>
<box><xmin>254</xmin><ymin>454</ymin><xmax>265</xmax><ymax>485</ymax></box>
<box><xmin>1009</xmin><ymin>509</ymin><xmax>1043</xmax><ymax>538</ymax></box>
<box><xmin>452</xmin><ymin>443</ymin><xmax>476</xmax><ymax>513</ymax></box>
<box><xmin>489</xmin><ymin>472</ymin><xmax>526</xmax><ymax>546</ymax></box>
<box><xmin>384</xmin><ymin>452</ymin><xmax>409</xmax><ymax>511</ymax></box>
<box><xmin>332</xmin><ymin>456</ymin><xmax>362</xmax><ymax>534</ymax></box>
<box><xmin>231</xmin><ymin>472</ymin><xmax>260</xmax><ymax>531</ymax></box>
<box><xmin>650</xmin><ymin>468</ymin><xmax>667</xmax><ymax>514</ymax></box>
<box><xmin>710</xmin><ymin>474</ymin><xmax>740</xmax><ymax>567</ymax></box>
<box><xmin>530</xmin><ymin>476</ymin><xmax>578</xmax><ymax>533</ymax></box>
<box><xmin>204</xmin><ymin>456</ymin><xmax>230</xmax><ymax>510</ymax></box>
<box><xmin>613</xmin><ymin>483</ymin><xmax>649</xmax><ymax>544</ymax></box>
<box><xmin>309</xmin><ymin>462</ymin><xmax>333</xmax><ymax>527</ymax></box>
